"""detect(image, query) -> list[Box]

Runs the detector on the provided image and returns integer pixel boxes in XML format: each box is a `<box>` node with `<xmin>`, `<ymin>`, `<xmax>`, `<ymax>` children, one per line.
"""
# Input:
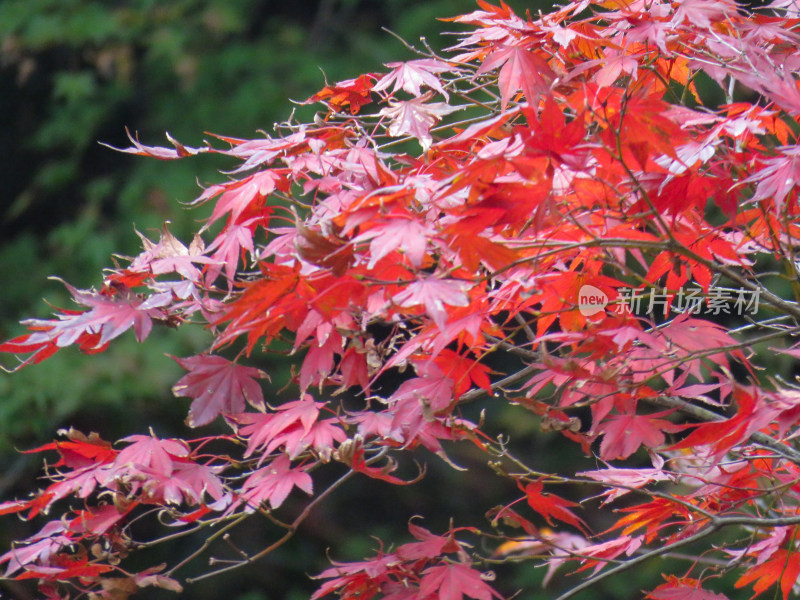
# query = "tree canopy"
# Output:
<box><xmin>5</xmin><ymin>1</ymin><xmax>800</xmax><ymax>600</ymax></box>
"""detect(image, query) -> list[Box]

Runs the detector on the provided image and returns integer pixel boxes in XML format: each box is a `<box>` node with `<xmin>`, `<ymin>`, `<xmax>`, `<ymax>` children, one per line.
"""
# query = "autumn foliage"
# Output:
<box><xmin>6</xmin><ymin>0</ymin><xmax>800</xmax><ymax>598</ymax></box>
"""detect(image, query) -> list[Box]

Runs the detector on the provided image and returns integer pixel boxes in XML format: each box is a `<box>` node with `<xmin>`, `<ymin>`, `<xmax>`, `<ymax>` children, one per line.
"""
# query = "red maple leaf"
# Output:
<box><xmin>171</xmin><ymin>354</ymin><xmax>267</xmax><ymax>427</ymax></box>
<box><xmin>597</xmin><ymin>403</ymin><xmax>681</xmax><ymax>460</ymax></box>
<box><xmin>307</xmin><ymin>74</ymin><xmax>377</xmax><ymax>115</ymax></box>
<box><xmin>396</xmin><ymin>522</ymin><xmax>461</xmax><ymax>561</ymax></box>
<box><xmin>523</xmin><ymin>481</ymin><xmax>589</xmax><ymax>534</ymax></box>
<box><xmin>735</xmin><ymin>549</ymin><xmax>800</xmax><ymax>600</ymax></box>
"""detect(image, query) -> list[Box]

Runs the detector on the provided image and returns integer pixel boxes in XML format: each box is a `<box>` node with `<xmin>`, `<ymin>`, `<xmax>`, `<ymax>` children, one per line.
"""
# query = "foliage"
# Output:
<box><xmin>4</xmin><ymin>1</ymin><xmax>800</xmax><ymax>600</ymax></box>
<box><xmin>0</xmin><ymin>0</ymin><xmax>516</xmax><ymax>456</ymax></box>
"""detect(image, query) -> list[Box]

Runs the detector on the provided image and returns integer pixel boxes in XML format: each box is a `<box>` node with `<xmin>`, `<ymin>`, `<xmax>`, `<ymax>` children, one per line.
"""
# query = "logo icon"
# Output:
<box><xmin>578</xmin><ymin>285</ymin><xmax>608</xmax><ymax>317</ymax></box>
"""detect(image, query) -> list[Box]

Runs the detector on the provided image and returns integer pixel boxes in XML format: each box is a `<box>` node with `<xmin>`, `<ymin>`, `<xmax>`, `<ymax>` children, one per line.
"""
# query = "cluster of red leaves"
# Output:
<box><xmin>5</xmin><ymin>1</ymin><xmax>800</xmax><ymax>599</ymax></box>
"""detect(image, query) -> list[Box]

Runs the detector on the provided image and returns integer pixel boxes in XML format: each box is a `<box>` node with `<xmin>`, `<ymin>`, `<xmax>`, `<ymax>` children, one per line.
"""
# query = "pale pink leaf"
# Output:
<box><xmin>373</xmin><ymin>59</ymin><xmax>453</xmax><ymax>99</ymax></box>
<box><xmin>380</xmin><ymin>95</ymin><xmax>461</xmax><ymax>150</ymax></box>
<box><xmin>393</xmin><ymin>277</ymin><xmax>470</xmax><ymax>329</ymax></box>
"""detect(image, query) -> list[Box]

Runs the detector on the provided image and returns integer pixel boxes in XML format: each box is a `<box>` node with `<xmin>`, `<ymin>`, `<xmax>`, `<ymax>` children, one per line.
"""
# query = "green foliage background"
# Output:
<box><xmin>0</xmin><ymin>2</ymin><xmax>679</xmax><ymax>600</ymax></box>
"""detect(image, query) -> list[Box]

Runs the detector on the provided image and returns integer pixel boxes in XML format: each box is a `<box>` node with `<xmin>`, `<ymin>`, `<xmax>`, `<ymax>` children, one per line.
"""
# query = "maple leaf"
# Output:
<box><xmin>308</xmin><ymin>74</ymin><xmax>376</xmax><ymax>115</ymax></box>
<box><xmin>130</xmin><ymin>226</ymin><xmax>218</xmax><ymax>282</ymax></box>
<box><xmin>140</xmin><ymin>460</ymin><xmax>226</xmax><ymax>506</ymax></box>
<box><xmin>669</xmin><ymin>387</ymin><xmax>774</xmax><ymax>458</ymax></box>
<box><xmin>431</xmin><ymin>349</ymin><xmax>492</xmax><ymax>398</ymax></box>
<box><xmin>476</xmin><ymin>44</ymin><xmax>554</xmax><ymax>108</ymax></box>
<box><xmin>388</xmin><ymin>361</ymin><xmax>455</xmax><ymax>415</ymax></box>
<box><xmin>202</xmin><ymin>169</ymin><xmax>283</xmax><ymax>228</ymax></box>
<box><xmin>134</xmin><ymin>565</ymin><xmax>184</xmax><ymax>594</ymax></box>
<box><xmin>264</xmin><ymin>419</ymin><xmax>347</xmax><ymax>461</ymax></box>
<box><xmin>205</xmin><ymin>221</ymin><xmax>257</xmax><ymax>287</ymax></box>
<box><xmin>102</xmin><ymin>128</ymin><xmax>207</xmax><ymax>160</ymax></box>
<box><xmin>612</xmin><ymin>498</ymin><xmax>691</xmax><ymax>543</ymax></box>
<box><xmin>355</xmin><ymin>217</ymin><xmax>434</xmax><ymax>269</ymax></box>
<box><xmin>597</xmin><ymin>403</ymin><xmax>681</xmax><ymax>460</ymax></box>
<box><xmin>595</xmin><ymin>50</ymin><xmax>639</xmax><ymax>87</ymax></box>
<box><xmin>237</xmin><ymin>455</ymin><xmax>313</xmax><ymax>512</ymax></box>
<box><xmin>3</xmin><ymin>280</ymin><xmax>165</xmax><ymax>367</ymax></box>
<box><xmin>113</xmin><ymin>433</ymin><xmax>189</xmax><ymax>481</ymax></box>
<box><xmin>647</xmin><ymin>576</ymin><xmax>731</xmax><ymax>600</ymax></box>
<box><xmin>69</xmin><ymin>504</ymin><xmax>133</xmax><ymax>537</ymax></box>
<box><xmin>735</xmin><ymin>549</ymin><xmax>800</xmax><ymax>600</ymax></box>
<box><xmin>379</xmin><ymin>94</ymin><xmax>462</xmax><ymax>150</ymax></box>
<box><xmin>393</xmin><ymin>276</ymin><xmax>470</xmax><ymax>330</ymax></box>
<box><xmin>743</xmin><ymin>146</ymin><xmax>800</xmax><ymax>215</ymax></box>
<box><xmin>0</xmin><ymin>521</ymin><xmax>71</xmax><ymax>578</ymax></box>
<box><xmin>575</xmin><ymin>535</ymin><xmax>643</xmax><ymax>576</ymax></box>
<box><xmin>373</xmin><ymin>59</ymin><xmax>453</xmax><ymax>99</ymax></box>
<box><xmin>523</xmin><ymin>481</ymin><xmax>589</xmax><ymax>534</ymax></box>
<box><xmin>311</xmin><ymin>552</ymin><xmax>398</xmax><ymax>600</ymax></box>
<box><xmin>419</xmin><ymin>562</ymin><xmax>501</xmax><ymax>600</ymax></box>
<box><xmin>396</xmin><ymin>522</ymin><xmax>461</xmax><ymax>561</ymax></box>
<box><xmin>234</xmin><ymin>396</ymin><xmax>332</xmax><ymax>462</ymax></box>
<box><xmin>578</xmin><ymin>467</ymin><xmax>673</xmax><ymax>504</ymax></box>
<box><xmin>171</xmin><ymin>354</ymin><xmax>267</xmax><ymax>428</ymax></box>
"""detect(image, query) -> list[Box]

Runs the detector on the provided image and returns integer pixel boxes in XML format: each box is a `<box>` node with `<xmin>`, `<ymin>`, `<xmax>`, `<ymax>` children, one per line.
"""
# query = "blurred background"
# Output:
<box><xmin>0</xmin><ymin>2</ymin><xmax>729</xmax><ymax>600</ymax></box>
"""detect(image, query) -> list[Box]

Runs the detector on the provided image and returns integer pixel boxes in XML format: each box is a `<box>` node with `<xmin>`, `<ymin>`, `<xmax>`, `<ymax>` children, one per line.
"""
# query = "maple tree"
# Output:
<box><xmin>5</xmin><ymin>0</ymin><xmax>800</xmax><ymax>598</ymax></box>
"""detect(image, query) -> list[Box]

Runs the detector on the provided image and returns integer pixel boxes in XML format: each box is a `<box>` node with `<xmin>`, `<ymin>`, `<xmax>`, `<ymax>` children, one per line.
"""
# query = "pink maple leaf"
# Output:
<box><xmin>578</xmin><ymin>467</ymin><xmax>674</xmax><ymax>504</ymax></box>
<box><xmin>388</xmin><ymin>361</ymin><xmax>454</xmax><ymax>414</ymax></box>
<box><xmin>265</xmin><ymin>418</ymin><xmax>347</xmax><ymax>460</ymax></box>
<box><xmin>311</xmin><ymin>553</ymin><xmax>398</xmax><ymax>600</ymax></box>
<box><xmin>234</xmin><ymin>395</ymin><xmax>324</xmax><ymax>463</ymax></box>
<box><xmin>419</xmin><ymin>562</ymin><xmax>501</xmax><ymax>600</ymax></box>
<box><xmin>0</xmin><ymin>521</ymin><xmax>71</xmax><ymax>577</ymax></box>
<box><xmin>380</xmin><ymin>94</ymin><xmax>461</xmax><ymax>150</ymax></box>
<box><xmin>298</xmin><ymin>332</ymin><xmax>343</xmax><ymax>393</ymax></box>
<box><xmin>671</xmin><ymin>0</ymin><xmax>738</xmax><ymax>29</ymax></box>
<box><xmin>355</xmin><ymin>217</ymin><xmax>434</xmax><ymax>269</ymax></box>
<box><xmin>595</xmin><ymin>50</ymin><xmax>639</xmax><ymax>87</ymax></box>
<box><xmin>113</xmin><ymin>434</ymin><xmax>189</xmax><ymax>479</ymax></box>
<box><xmin>102</xmin><ymin>129</ymin><xmax>207</xmax><ymax>160</ymax></box>
<box><xmin>576</xmin><ymin>535</ymin><xmax>643</xmax><ymax>576</ymax></box>
<box><xmin>15</xmin><ymin>279</ymin><xmax>164</xmax><ymax>355</ymax></box>
<box><xmin>139</xmin><ymin>460</ymin><xmax>226</xmax><ymax>505</ymax></box>
<box><xmin>396</xmin><ymin>522</ymin><xmax>460</xmax><ymax>561</ymax></box>
<box><xmin>171</xmin><ymin>354</ymin><xmax>267</xmax><ymax>428</ymax></box>
<box><xmin>205</xmin><ymin>169</ymin><xmax>282</xmax><ymax>227</ymax></box>
<box><xmin>743</xmin><ymin>146</ymin><xmax>800</xmax><ymax>214</ymax></box>
<box><xmin>129</xmin><ymin>226</ymin><xmax>219</xmax><ymax>282</ymax></box>
<box><xmin>392</xmin><ymin>276</ymin><xmax>470</xmax><ymax>329</ymax></box>
<box><xmin>69</xmin><ymin>505</ymin><xmax>132</xmax><ymax>536</ymax></box>
<box><xmin>237</xmin><ymin>455</ymin><xmax>313</xmax><ymax>511</ymax></box>
<box><xmin>476</xmin><ymin>44</ymin><xmax>554</xmax><ymax>108</ymax></box>
<box><xmin>373</xmin><ymin>59</ymin><xmax>453</xmax><ymax>99</ymax></box>
<box><xmin>597</xmin><ymin>407</ymin><xmax>681</xmax><ymax>460</ymax></box>
<box><xmin>205</xmin><ymin>221</ymin><xmax>257</xmax><ymax>287</ymax></box>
